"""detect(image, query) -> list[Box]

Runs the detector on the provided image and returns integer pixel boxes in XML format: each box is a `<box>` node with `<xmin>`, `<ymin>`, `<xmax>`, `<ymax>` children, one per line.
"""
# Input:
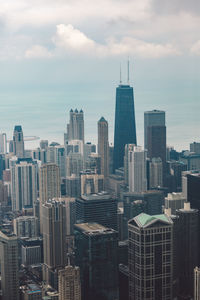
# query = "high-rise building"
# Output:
<box><xmin>42</xmin><ymin>199</ymin><xmax>66</xmax><ymax>287</ymax></box>
<box><xmin>190</xmin><ymin>142</ymin><xmax>200</xmax><ymax>155</ymax></box>
<box><xmin>66</xmin><ymin>175</ymin><xmax>81</xmax><ymax>198</ymax></box>
<box><xmin>13</xmin><ymin>125</ymin><xmax>25</xmax><ymax>158</ymax></box>
<box><xmin>0</xmin><ymin>230</ymin><xmax>19</xmax><ymax>300</ymax></box>
<box><xmin>176</xmin><ymin>202</ymin><xmax>199</xmax><ymax>299</ymax></box>
<box><xmin>11</xmin><ymin>158</ymin><xmax>38</xmax><ymax>211</ymax></box>
<box><xmin>76</xmin><ymin>192</ymin><xmax>118</xmax><ymax>230</ymax></box>
<box><xmin>182</xmin><ymin>171</ymin><xmax>200</xmax><ymax>210</ymax></box>
<box><xmin>164</xmin><ymin>192</ymin><xmax>185</xmax><ymax>215</ymax></box>
<box><xmin>98</xmin><ymin>117</ymin><xmax>109</xmax><ymax>178</ymax></box>
<box><xmin>128</xmin><ymin>145</ymin><xmax>147</xmax><ymax>193</ymax></box>
<box><xmin>144</xmin><ymin>110</ymin><xmax>165</xmax><ymax>150</ymax></box>
<box><xmin>40</xmin><ymin>140</ymin><xmax>48</xmax><ymax>150</ymax></box>
<box><xmin>66</xmin><ymin>153</ymin><xmax>84</xmax><ymax>177</ymax></box>
<box><xmin>128</xmin><ymin>213</ymin><xmax>173</xmax><ymax>300</ymax></box>
<box><xmin>74</xmin><ymin>223</ymin><xmax>119</xmax><ymax>300</ymax></box>
<box><xmin>113</xmin><ymin>84</ymin><xmax>137</xmax><ymax>172</ymax></box>
<box><xmin>194</xmin><ymin>267</ymin><xmax>200</xmax><ymax>300</ymax></box>
<box><xmin>81</xmin><ymin>172</ymin><xmax>104</xmax><ymax>195</ymax></box>
<box><xmin>58</xmin><ymin>265</ymin><xmax>81</xmax><ymax>300</ymax></box>
<box><xmin>67</xmin><ymin>109</ymin><xmax>84</xmax><ymax>143</ymax></box>
<box><xmin>149</xmin><ymin>157</ymin><xmax>163</xmax><ymax>188</ymax></box>
<box><xmin>14</xmin><ymin>216</ymin><xmax>39</xmax><ymax>238</ymax></box>
<box><xmin>39</xmin><ymin>163</ymin><xmax>60</xmax><ymax>213</ymax></box>
<box><xmin>0</xmin><ymin>133</ymin><xmax>7</xmax><ymax>154</ymax></box>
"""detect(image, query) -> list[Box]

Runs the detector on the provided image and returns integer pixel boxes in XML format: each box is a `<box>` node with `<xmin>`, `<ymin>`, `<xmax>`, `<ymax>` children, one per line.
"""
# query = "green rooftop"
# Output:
<box><xmin>135</xmin><ymin>213</ymin><xmax>171</xmax><ymax>228</ymax></box>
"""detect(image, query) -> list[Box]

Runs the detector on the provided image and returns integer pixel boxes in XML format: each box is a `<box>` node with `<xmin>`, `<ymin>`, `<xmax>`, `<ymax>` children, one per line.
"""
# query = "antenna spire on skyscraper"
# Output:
<box><xmin>120</xmin><ymin>63</ymin><xmax>122</xmax><ymax>84</ymax></box>
<box><xmin>127</xmin><ymin>57</ymin><xmax>130</xmax><ymax>85</ymax></box>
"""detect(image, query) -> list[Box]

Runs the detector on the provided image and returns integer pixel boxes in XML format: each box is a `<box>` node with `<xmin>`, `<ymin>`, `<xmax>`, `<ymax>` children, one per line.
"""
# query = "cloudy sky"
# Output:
<box><xmin>0</xmin><ymin>0</ymin><xmax>200</xmax><ymax>149</ymax></box>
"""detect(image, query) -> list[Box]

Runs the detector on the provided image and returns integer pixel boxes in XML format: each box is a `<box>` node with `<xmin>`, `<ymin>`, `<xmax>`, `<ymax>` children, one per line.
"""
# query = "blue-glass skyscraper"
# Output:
<box><xmin>113</xmin><ymin>84</ymin><xmax>137</xmax><ymax>172</ymax></box>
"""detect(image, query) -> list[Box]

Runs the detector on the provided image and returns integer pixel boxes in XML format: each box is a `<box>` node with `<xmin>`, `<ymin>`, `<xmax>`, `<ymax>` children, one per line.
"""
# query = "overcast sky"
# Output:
<box><xmin>0</xmin><ymin>0</ymin><xmax>200</xmax><ymax>150</ymax></box>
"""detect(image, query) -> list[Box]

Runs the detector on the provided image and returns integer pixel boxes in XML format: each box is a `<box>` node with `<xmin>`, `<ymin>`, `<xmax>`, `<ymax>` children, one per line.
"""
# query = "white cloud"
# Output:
<box><xmin>52</xmin><ymin>24</ymin><xmax>180</xmax><ymax>58</ymax></box>
<box><xmin>25</xmin><ymin>45</ymin><xmax>52</xmax><ymax>59</ymax></box>
<box><xmin>191</xmin><ymin>40</ymin><xmax>200</xmax><ymax>55</ymax></box>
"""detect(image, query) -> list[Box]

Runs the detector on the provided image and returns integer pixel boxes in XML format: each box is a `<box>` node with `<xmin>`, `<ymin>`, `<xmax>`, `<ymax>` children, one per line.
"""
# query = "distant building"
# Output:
<box><xmin>164</xmin><ymin>192</ymin><xmax>185</xmax><ymax>215</ymax></box>
<box><xmin>98</xmin><ymin>117</ymin><xmax>109</xmax><ymax>178</ymax></box>
<box><xmin>113</xmin><ymin>84</ymin><xmax>137</xmax><ymax>172</ymax></box>
<box><xmin>149</xmin><ymin>157</ymin><xmax>163</xmax><ymax>188</ymax></box>
<box><xmin>182</xmin><ymin>170</ymin><xmax>200</xmax><ymax>210</ymax></box>
<box><xmin>190</xmin><ymin>142</ymin><xmax>200</xmax><ymax>155</ymax></box>
<box><xmin>14</xmin><ymin>216</ymin><xmax>39</xmax><ymax>238</ymax></box>
<box><xmin>58</xmin><ymin>265</ymin><xmax>81</xmax><ymax>300</ymax></box>
<box><xmin>66</xmin><ymin>175</ymin><xmax>81</xmax><ymax>198</ymax></box>
<box><xmin>42</xmin><ymin>200</ymin><xmax>66</xmax><ymax>289</ymax></box>
<box><xmin>74</xmin><ymin>223</ymin><xmax>118</xmax><ymax>300</ymax></box>
<box><xmin>11</xmin><ymin>158</ymin><xmax>38</xmax><ymax>211</ymax></box>
<box><xmin>0</xmin><ymin>133</ymin><xmax>7</xmax><ymax>154</ymax></box>
<box><xmin>13</xmin><ymin>125</ymin><xmax>24</xmax><ymax>158</ymax></box>
<box><xmin>21</xmin><ymin>283</ymin><xmax>42</xmax><ymax>300</ymax></box>
<box><xmin>128</xmin><ymin>145</ymin><xmax>147</xmax><ymax>193</ymax></box>
<box><xmin>67</xmin><ymin>109</ymin><xmax>84</xmax><ymax>143</ymax></box>
<box><xmin>128</xmin><ymin>213</ymin><xmax>173</xmax><ymax>300</ymax></box>
<box><xmin>0</xmin><ymin>230</ymin><xmax>19</xmax><ymax>300</ymax></box>
<box><xmin>81</xmin><ymin>172</ymin><xmax>104</xmax><ymax>195</ymax></box>
<box><xmin>20</xmin><ymin>237</ymin><xmax>43</xmax><ymax>266</ymax></box>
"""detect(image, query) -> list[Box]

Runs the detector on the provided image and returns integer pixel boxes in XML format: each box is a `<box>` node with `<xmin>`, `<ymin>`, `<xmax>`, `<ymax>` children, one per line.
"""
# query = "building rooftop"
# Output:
<box><xmin>81</xmin><ymin>192</ymin><xmax>111</xmax><ymax>201</ymax></box>
<box><xmin>75</xmin><ymin>222</ymin><xmax>116</xmax><ymax>235</ymax></box>
<box><xmin>129</xmin><ymin>213</ymin><xmax>173</xmax><ymax>229</ymax></box>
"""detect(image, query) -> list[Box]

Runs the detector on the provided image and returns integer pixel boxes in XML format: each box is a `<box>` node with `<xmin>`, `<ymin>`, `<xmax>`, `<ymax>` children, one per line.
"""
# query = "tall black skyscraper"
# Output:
<box><xmin>113</xmin><ymin>82</ymin><xmax>137</xmax><ymax>172</ymax></box>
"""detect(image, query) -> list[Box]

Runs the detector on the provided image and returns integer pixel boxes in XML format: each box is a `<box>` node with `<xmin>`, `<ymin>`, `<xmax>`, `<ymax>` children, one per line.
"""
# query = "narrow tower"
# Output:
<box><xmin>98</xmin><ymin>117</ymin><xmax>109</xmax><ymax>178</ymax></box>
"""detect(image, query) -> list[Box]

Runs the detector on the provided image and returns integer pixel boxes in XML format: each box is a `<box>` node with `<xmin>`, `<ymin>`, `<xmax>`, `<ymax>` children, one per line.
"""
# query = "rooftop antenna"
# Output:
<box><xmin>127</xmin><ymin>57</ymin><xmax>130</xmax><ymax>85</ymax></box>
<box><xmin>120</xmin><ymin>63</ymin><xmax>122</xmax><ymax>84</ymax></box>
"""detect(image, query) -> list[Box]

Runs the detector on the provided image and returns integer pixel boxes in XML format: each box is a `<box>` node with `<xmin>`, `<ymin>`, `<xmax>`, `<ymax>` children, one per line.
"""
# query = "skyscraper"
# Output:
<box><xmin>128</xmin><ymin>145</ymin><xmax>147</xmax><ymax>193</ymax></box>
<box><xmin>13</xmin><ymin>125</ymin><xmax>24</xmax><ymax>158</ymax></box>
<box><xmin>58</xmin><ymin>265</ymin><xmax>81</xmax><ymax>300</ymax></box>
<box><xmin>98</xmin><ymin>117</ymin><xmax>109</xmax><ymax>178</ymax></box>
<box><xmin>67</xmin><ymin>109</ymin><xmax>84</xmax><ymax>143</ymax></box>
<box><xmin>0</xmin><ymin>230</ymin><xmax>19</xmax><ymax>300</ymax></box>
<box><xmin>113</xmin><ymin>83</ymin><xmax>137</xmax><ymax>172</ymax></box>
<box><xmin>0</xmin><ymin>133</ymin><xmax>7</xmax><ymax>154</ymax></box>
<box><xmin>76</xmin><ymin>192</ymin><xmax>118</xmax><ymax>230</ymax></box>
<box><xmin>144</xmin><ymin>110</ymin><xmax>165</xmax><ymax>150</ymax></box>
<box><xmin>74</xmin><ymin>223</ymin><xmax>119</xmax><ymax>300</ymax></box>
<box><xmin>128</xmin><ymin>213</ymin><xmax>173</xmax><ymax>300</ymax></box>
<box><xmin>176</xmin><ymin>202</ymin><xmax>199</xmax><ymax>299</ymax></box>
<box><xmin>194</xmin><ymin>267</ymin><xmax>200</xmax><ymax>300</ymax></box>
<box><xmin>11</xmin><ymin>158</ymin><xmax>38</xmax><ymax>211</ymax></box>
<box><xmin>42</xmin><ymin>199</ymin><xmax>66</xmax><ymax>287</ymax></box>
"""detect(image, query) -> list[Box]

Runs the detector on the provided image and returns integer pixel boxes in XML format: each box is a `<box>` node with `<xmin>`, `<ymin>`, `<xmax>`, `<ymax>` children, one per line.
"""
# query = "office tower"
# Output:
<box><xmin>149</xmin><ymin>157</ymin><xmax>163</xmax><ymax>188</ymax></box>
<box><xmin>66</xmin><ymin>175</ymin><xmax>81</xmax><ymax>198</ymax></box>
<box><xmin>164</xmin><ymin>192</ymin><xmax>185</xmax><ymax>215</ymax></box>
<box><xmin>128</xmin><ymin>145</ymin><xmax>147</xmax><ymax>193</ymax></box>
<box><xmin>13</xmin><ymin>125</ymin><xmax>25</xmax><ymax>158</ymax></box>
<box><xmin>85</xmin><ymin>153</ymin><xmax>101</xmax><ymax>174</ymax></box>
<box><xmin>0</xmin><ymin>154</ymin><xmax>5</xmax><ymax>180</ymax></box>
<box><xmin>76</xmin><ymin>192</ymin><xmax>118</xmax><ymax>230</ymax></box>
<box><xmin>84</xmin><ymin>142</ymin><xmax>96</xmax><ymax>164</ymax></box>
<box><xmin>176</xmin><ymin>202</ymin><xmax>199</xmax><ymax>299</ymax></box>
<box><xmin>98</xmin><ymin>117</ymin><xmax>109</xmax><ymax>178</ymax></box>
<box><xmin>42</xmin><ymin>199</ymin><xmax>66</xmax><ymax>287</ymax></box>
<box><xmin>113</xmin><ymin>82</ymin><xmax>137</xmax><ymax>172</ymax></box>
<box><xmin>40</xmin><ymin>140</ymin><xmax>49</xmax><ymax>150</ymax></box>
<box><xmin>0</xmin><ymin>230</ymin><xmax>19</xmax><ymax>300</ymax></box>
<box><xmin>190</xmin><ymin>142</ymin><xmax>200</xmax><ymax>154</ymax></box>
<box><xmin>81</xmin><ymin>172</ymin><xmax>104</xmax><ymax>195</ymax></box>
<box><xmin>0</xmin><ymin>133</ymin><xmax>7</xmax><ymax>154</ymax></box>
<box><xmin>74</xmin><ymin>223</ymin><xmax>118</xmax><ymax>300</ymax></box>
<box><xmin>20</xmin><ymin>237</ymin><xmax>43</xmax><ymax>266</ymax></box>
<box><xmin>124</xmin><ymin>144</ymin><xmax>134</xmax><ymax>185</ymax></box>
<box><xmin>66</xmin><ymin>153</ymin><xmax>84</xmax><ymax>177</ymax></box>
<box><xmin>67</xmin><ymin>109</ymin><xmax>84</xmax><ymax>142</ymax></box>
<box><xmin>11</xmin><ymin>158</ymin><xmax>38</xmax><ymax>211</ymax></box>
<box><xmin>119</xmin><ymin>264</ymin><xmax>129</xmax><ymax>300</ymax></box>
<box><xmin>194</xmin><ymin>267</ymin><xmax>200</xmax><ymax>300</ymax></box>
<box><xmin>61</xmin><ymin>197</ymin><xmax>76</xmax><ymax>235</ymax></box>
<box><xmin>14</xmin><ymin>216</ymin><xmax>39</xmax><ymax>238</ymax></box>
<box><xmin>0</xmin><ymin>180</ymin><xmax>9</xmax><ymax>209</ymax></box>
<box><xmin>58</xmin><ymin>265</ymin><xmax>81</xmax><ymax>300</ymax></box>
<box><xmin>169</xmin><ymin>161</ymin><xmax>187</xmax><ymax>192</ymax></box>
<box><xmin>182</xmin><ymin>171</ymin><xmax>200</xmax><ymax>210</ymax></box>
<box><xmin>144</xmin><ymin>109</ymin><xmax>165</xmax><ymax>150</ymax></box>
<box><xmin>128</xmin><ymin>213</ymin><xmax>173</xmax><ymax>300</ymax></box>
<box><xmin>32</xmin><ymin>148</ymin><xmax>47</xmax><ymax>164</ymax></box>
<box><xmin>39</xmin><ymin>163</ymin><xmax>61</xmax><ymax>205</ymax></box>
